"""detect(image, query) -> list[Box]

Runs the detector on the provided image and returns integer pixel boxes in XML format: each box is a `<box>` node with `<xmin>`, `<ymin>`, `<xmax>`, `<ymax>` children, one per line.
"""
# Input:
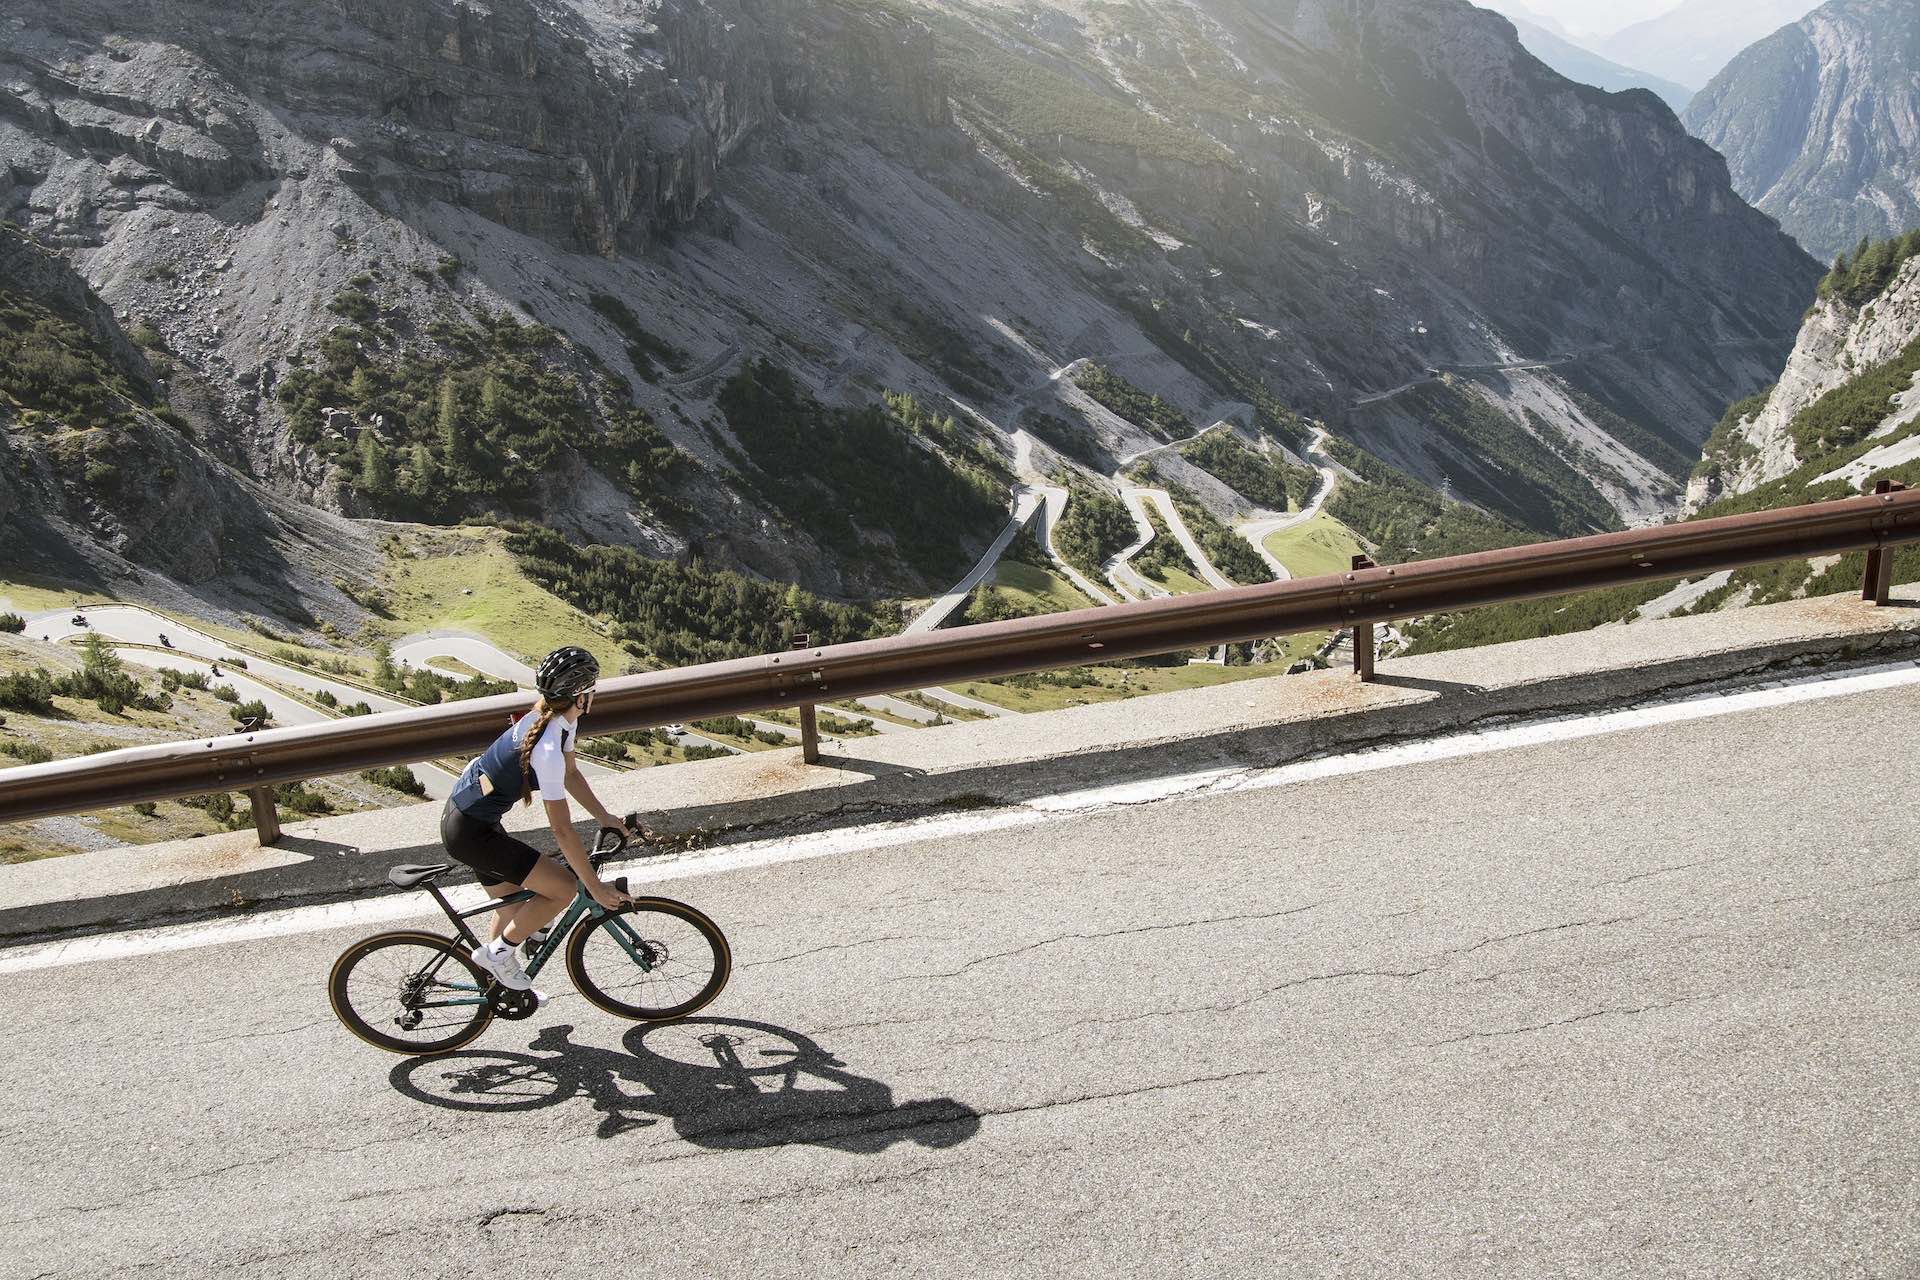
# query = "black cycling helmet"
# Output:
<box><xmin>535</xmin><ymin>645</ymin><xmax>599</xmax><ymax>701</ymax></box>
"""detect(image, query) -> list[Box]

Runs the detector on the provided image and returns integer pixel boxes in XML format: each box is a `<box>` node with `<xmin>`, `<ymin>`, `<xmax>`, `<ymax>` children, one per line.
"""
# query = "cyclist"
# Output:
<box><xmin>441</xmin><ymin>644</ymin><xmax>635</xmax><ymax>990</ymax></box>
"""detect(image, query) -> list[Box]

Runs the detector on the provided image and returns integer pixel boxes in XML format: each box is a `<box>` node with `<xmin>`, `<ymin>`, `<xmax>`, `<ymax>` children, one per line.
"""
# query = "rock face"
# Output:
<box><xmin>1684</xmin><ymin>0</ymin><xmax>1920</xmax><ymax>263</ymax></box>
<box><xmin>0</xmin><ymin>227</ymin><xmax>377</xmax><ymax>618</ymax></box>
<box><xmin>1693</xmin><ymin>250</ymin><xmax>1920</xmax><ymax>500</ymax></box>
<box><xmin>0</xmin><ymin>0</ymin><xmax>1828</xmax><ymax>598</ymax></box>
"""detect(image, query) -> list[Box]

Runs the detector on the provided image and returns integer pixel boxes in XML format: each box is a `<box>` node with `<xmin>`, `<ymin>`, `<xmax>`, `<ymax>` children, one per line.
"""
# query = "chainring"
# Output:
<box><xmin>488</xmin><ymin>985</ymin><xmax>539</xmax><ymax>1021</ymax></box>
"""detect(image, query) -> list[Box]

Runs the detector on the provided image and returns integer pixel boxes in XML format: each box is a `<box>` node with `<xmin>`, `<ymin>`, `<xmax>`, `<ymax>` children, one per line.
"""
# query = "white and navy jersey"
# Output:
<box><xmin>449</xmin><ymin>713</ymin><xmax>577</xmax><ymax>823</ymax></box>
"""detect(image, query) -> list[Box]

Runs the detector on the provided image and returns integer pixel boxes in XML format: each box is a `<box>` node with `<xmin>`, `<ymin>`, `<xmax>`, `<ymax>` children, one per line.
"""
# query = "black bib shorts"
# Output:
<box><xmin>440</xmin><ymin>799</ymin><xmax>543</xmax><ymax>888</ymax></box>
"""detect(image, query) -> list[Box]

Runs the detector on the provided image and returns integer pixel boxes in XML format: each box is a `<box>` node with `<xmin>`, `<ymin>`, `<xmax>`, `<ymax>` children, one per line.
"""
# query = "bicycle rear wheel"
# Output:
<box><xmin>565</xmin><ymin>898</ymin><xmax>731</xmax><ymax>1021</ymax></box>
<box><xmin>329</xmin><ymin>930</ymin><xmax>494</xmax><ymax>1055</ymax></box>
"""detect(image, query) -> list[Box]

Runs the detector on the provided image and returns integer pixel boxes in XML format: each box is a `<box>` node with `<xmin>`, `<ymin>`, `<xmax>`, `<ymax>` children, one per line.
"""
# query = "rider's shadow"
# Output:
<box><xmin>391</xmin><ymin>1017</ymin><xmax>981</xmax><ymax>1152</ymax></box>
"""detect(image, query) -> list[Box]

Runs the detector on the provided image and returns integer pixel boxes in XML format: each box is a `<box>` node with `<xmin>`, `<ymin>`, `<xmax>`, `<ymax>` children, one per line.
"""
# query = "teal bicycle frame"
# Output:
<box><xmin>412</xmin><ymin>871</ymin><xmax>658</xmax><ymax>1009</ymax></box>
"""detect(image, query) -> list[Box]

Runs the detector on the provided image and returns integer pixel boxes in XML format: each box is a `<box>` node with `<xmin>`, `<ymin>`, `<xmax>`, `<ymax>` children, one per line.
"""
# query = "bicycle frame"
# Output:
<box><xmin>403</xmin><ymin>877</ymin><xmax>661</xmax><ymax>1010</ymax></box>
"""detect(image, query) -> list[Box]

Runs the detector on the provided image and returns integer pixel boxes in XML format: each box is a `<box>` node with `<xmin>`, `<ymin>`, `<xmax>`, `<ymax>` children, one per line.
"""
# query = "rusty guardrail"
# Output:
<box><xmin>1</xmin><ymin>484</ymin><xmax>1915</xmax><ymax>837</ymax></box>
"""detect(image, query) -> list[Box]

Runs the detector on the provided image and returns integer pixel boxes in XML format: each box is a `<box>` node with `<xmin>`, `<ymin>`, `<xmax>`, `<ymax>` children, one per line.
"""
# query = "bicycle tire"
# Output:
<box><xmin>565</xmin><ymin>898</ymin><xmax>731</xmax><ymax>1021</ymax></box>
<box><xmin>329</xmin><ymin>930</ymin><xmax>495</xmax><ymax>1055</ymax></box>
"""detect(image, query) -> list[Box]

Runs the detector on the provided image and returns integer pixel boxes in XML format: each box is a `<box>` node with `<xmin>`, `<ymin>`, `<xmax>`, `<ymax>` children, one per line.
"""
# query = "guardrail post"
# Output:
<box><xmin>247</xmin><ymin>786</ymin><xmax>281</xmax><ymax>846</ymax></box>
<box><xmin>1350</xmin><ymin>554</ymin><xmax>1377</xmax><ymax>682</ymax></box>
<box><xmin>791</xmin><ymin>634</ymin><xmax>821</xmax><ymax>764</ymax></box>
<box><xmin>1863</xmin><ymin>479</ymin><xmax>1906</xmax><ymax>605</ymax></box>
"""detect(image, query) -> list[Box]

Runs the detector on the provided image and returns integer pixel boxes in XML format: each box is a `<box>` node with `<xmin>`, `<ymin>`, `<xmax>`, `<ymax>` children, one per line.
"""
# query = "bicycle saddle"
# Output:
<box><xmin>387</xmin><ymin>863</ymin><xmax>452</xmax><ymax>888</ymax></box>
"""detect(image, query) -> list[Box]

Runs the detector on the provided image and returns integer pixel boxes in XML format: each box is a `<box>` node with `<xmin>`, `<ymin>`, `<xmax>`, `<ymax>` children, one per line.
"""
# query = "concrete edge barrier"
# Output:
<box><xmin>3</xmin><ymin>588</ymin><xmax>1917</xmax><ymax>943</ymax></box>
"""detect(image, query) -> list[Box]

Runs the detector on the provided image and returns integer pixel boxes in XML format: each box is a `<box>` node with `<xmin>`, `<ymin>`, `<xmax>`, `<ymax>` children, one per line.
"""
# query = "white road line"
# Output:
<box><xmin>6</xmin><ymin>658</ymin><xmax>1917</xmax><ymax>974</ymax></box>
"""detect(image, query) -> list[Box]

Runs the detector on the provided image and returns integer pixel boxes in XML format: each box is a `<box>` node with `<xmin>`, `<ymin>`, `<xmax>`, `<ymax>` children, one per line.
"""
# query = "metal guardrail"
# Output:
<box><xmin>2</xmin><ymin>484</ymin><xmax>1915</xmax><ymax>839</ymax></box>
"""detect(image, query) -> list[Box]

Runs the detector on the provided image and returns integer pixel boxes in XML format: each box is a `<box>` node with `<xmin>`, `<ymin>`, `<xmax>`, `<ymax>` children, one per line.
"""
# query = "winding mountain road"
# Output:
<box><xmin>903</xmin><ymin>492</ymin><xmax>1046</xmax><ymax>635</ymax></box>
<box><xmin>1105</xmin><ymin>422</ymin><xmax>1243</xmax><ymax>598</ymax></box>
<box><xmin>1235</xmin><ymin>427</ymin><xmax>1342</xmax><ymax>581</ymax></box>
<box><xmin>27</xmin><ymin>608</ymin><xmax>456</xmax><ymax>798</ymax></box>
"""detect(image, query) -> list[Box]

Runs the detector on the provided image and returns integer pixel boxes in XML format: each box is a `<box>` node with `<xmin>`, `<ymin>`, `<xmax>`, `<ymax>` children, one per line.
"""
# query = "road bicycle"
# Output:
<box><xmin>328</xmin><ymin>819</ymin><xmax>731</xmax><ymax>1055</ymax></box>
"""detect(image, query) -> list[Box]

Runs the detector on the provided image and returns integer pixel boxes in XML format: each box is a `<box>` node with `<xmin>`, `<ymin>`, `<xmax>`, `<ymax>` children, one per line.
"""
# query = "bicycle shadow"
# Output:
<box><xmin>389</xmin><ymin>1017</ymin><xmax>981</xmax><ymax>1152</ymax></box>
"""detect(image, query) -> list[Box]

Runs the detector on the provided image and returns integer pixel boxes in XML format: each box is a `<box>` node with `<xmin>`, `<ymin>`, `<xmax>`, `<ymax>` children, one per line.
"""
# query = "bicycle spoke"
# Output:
<box><xmin>330</xmin><ymin>933</ymin><xmax>493</xmax><ymax>1054</ymax></box>
<box><xmin>567</xmin><ymin>902</ymin><xmax>729</xmax><ymax>1020</ymax></box>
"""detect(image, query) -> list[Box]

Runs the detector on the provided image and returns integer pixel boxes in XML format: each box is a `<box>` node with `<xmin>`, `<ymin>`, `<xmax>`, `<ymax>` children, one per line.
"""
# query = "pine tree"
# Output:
<box><xmin>438</xmin><ymin>374</ymin><xmax>471</xmax><ymax>473</ymax></box>
<box><xmin>359</xmin><ymin>430</ymin><xmax>392</xmax><ymax>494</ymax></box>
<box><xmin>409</xmin><ymin>443</ymin><xmax>439</xmax><ymax>496</ymax></box>
<box><xmin>347</xmin><ymin>366</ymin><xmax>372</xmax><ymax>407</ymax></box>
<box><xmin>480</xmin><ymin>374</ymin><xmax>504</xmax><ymax>424</ymax></box>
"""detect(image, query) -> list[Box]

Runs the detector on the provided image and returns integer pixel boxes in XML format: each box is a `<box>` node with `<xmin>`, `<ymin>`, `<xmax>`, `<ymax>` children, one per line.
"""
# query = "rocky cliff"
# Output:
<box><xmin>1691</xmin><ymin>232</ymin><xmax>1920</xmax><ymax>502</ymax></box>
<box><xmin>0</xmin><ymin>226</ymin><xmax>378</xmax><ymax>621</ymax></box>
<box><xmin>0</xmin><ymin>0</ymin><xmax>1828</xmax><ymax>610</ymax></box>
<box><xmin>1684</xmin><ymin>0</ymin><xmax>1920</xmax><ymax>263</ymax></box>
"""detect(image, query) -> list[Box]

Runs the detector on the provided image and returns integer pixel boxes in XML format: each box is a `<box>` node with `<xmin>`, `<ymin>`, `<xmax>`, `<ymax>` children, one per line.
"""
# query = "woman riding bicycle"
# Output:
<box><xmin>441</xmin><ymin>645</ymin><xmax>635</xmax><ymax>991</ymax></box>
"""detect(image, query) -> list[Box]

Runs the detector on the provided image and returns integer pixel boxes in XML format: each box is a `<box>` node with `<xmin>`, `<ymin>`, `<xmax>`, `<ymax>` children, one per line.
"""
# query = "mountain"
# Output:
<box><xmin>1406</xmin><ymin>228</ymin><xmax>1920</xmax><ymax>656</ymax></box>
<box><xmin>1481</xmin><ymin>0</ymin><xmax>1679</xmax><ymax>41</ymax></box>
<box><xmin>1683</xmin><ymin>0</ymin><xmax>1920</xmax><ymax>263</ymax></box>
<box><xmin>0</xmin><ymin>0</ymin><xmax>1818</xmax><ymax>636</ymax></box>
<box><xmin>0</xmin><ymin>225</ymin><xmax>377</xmax><ymax>624</ymax></box>
<box><xmin>1691</xmin><ymin>230</ymin><xmax>1920</xmax><ymax>504</ymax></box>
<box><xmin>1606</xmin><ymin>0</ymin><xmax>1816</xmax><ymax>90</ymax></box>
<box><xmin>1486</xmin><ymin>6</ymin><xmax>1695</xmax><ymax>109</ymax></box>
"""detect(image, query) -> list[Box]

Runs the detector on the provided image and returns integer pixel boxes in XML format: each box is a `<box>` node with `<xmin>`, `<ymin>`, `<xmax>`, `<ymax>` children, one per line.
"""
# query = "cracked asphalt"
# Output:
<box><xmin>5</xmin><ymin>681</ymin><xmax>1918</xmax><ymax>1278</ymax></box>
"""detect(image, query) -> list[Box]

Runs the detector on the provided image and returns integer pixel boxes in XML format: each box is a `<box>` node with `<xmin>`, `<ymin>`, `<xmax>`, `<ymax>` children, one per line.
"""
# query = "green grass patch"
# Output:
<box><xmin>993</xmin><ymin>559</ymin><xmax>1096</xmax><ymax>613</ymax></box>
<box><xmin>1262</xmin><ymin>513</ymin><xmax>1366</xmax><ymax>581</ymax></box>
<box><xmin>378</xmin><ymin>529</ymin><xmax>626</xmax><ymax>670</ymax></box>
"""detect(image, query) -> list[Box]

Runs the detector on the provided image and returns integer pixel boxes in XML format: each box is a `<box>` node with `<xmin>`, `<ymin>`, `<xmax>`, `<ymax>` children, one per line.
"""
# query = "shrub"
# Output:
<box><xmin>508</xmin><ymin>525</ymin><xmax>893</xmax><ymax>668</ymax></box>
<box><xmin>53</xmin><ymin>634</ymin><xmax>161</xmax><ymax>714</ymax></box>
<box><xmin>361</xmin><ymin>764</ymin><xmax>427</xmax><ymax>797</ymax></box>
<box><xmin>1075</xmin><ymin>364</ymin><xmax>1188</xmax><ymax>440</ymax></box>
<box><xmin>132</xmin><ymin>801</ymin><xmax>158</xmax><ymax>817</ymax></box>
<box><xmin>0</xmin><ymin>740</ymin><xmax>53</xmax><ymax>765</ymax></box>
<box><xmin>682</xmin><ymin>744</ymin><xmax>732</xmax><ymax>762</ymax></box>
<box><xmin>0</xmin><ymin>612</ymin><xmax>23</xmax><ymax>633</ymax></box>
<box><xmin>1054</xmin><ymin>486</ymin><xmax>1135</xmax><ymax>576</ymax></box>
<box><xmin>716</xmin><ymin>360</ymin><xmax>1006</xmax><ymax>583</ymax></box>
<box><xmin>229</xmin><ymin>699</ymin><xmax>271</xmax><ymax>727</ymax></box>
<box><xmin>273</xmin><ymin>782</ymin><xmax>333</xmax><ymax>816</ymax></box>
<box><xmin>1787</xmin><ymin>337</ymin><xmax>1920</xmax><ymax>456</ymax></box>
<box><xmin>0</xmin><ymin>669</ymin><xmax>57</xmax><ymax>714</ymax></box>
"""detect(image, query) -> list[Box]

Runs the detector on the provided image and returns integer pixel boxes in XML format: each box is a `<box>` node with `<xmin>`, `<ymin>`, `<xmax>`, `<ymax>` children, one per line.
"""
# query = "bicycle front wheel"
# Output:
<box><xmin>329</xmin><ymin>930</ymin><xmax>494</xmax><ymax>1055</ymax></box>
<box><xmin>565</xmin><ymin>898</ymin><xmax>731</xmax><ymax>1021</ymax></box>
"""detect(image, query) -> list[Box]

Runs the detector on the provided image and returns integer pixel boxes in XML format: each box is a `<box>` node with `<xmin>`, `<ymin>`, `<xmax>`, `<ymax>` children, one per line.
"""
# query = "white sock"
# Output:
<box><xmin>487</xmin><ymin>935</ymin><xmax>516</xmax><ymax>956</ymax></box>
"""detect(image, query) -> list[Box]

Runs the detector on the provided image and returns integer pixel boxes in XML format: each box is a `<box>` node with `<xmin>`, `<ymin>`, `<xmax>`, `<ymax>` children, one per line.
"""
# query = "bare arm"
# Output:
<box><xmin>544</xmin><ymin>789</ymin><xmax>628</xmax><ymax>909</ymax></box>
<box><xmin>564</xmin><ymin>753</ymin><xmax>618</xmax><ymax>829</ymax></box>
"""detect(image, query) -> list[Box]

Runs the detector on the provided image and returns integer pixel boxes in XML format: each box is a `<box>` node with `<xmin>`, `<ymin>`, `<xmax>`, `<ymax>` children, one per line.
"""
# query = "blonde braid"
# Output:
<box><xmin>517</xmin><ymin>696</ymin><xmax>569</xmax><ymax>806</ymax></box>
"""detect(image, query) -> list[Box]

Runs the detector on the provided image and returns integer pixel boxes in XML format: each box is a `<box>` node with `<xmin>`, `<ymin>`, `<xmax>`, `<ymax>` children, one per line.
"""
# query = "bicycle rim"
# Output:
<box><xmin>329</xmin><ymin>930</ymin><xmax>495</xmax><ymax>1055</ymax></box>
<box><xmin>565</xmin><ymin>898</ymin><xmax>731</xmax><ymax>1021</ymax></box>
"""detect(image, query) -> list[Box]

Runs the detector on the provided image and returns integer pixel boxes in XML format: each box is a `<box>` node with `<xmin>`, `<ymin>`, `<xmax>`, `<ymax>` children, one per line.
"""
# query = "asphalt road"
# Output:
<box><xmin>5</xmin><ymin>680</ymin><xmax>1917</xmax><ymax>1278</ymax></box>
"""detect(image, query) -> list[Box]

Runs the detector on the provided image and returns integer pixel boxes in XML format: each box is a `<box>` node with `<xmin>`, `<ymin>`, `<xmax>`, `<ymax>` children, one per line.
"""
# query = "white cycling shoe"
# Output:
<box><xmin>469</xmin><ymin>940</ymin><xmax>533</xmax><ymax>991</ymax></box>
